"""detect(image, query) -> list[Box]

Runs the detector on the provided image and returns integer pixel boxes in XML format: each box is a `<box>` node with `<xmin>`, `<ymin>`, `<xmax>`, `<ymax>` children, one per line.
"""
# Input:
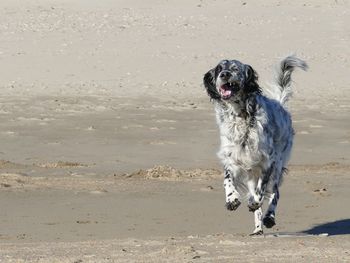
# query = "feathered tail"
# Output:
<box><xmin>266</xmin><ymin>55</ymin><xmax>308</xmax><ymax>105</ymax></box>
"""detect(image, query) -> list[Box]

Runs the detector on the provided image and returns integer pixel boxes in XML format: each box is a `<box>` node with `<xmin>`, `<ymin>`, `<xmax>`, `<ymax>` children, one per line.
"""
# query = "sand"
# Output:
<box><xmin>0</xmin><ymin>0</ymin><xmax>350</xmax><ymax>262</ymax></box>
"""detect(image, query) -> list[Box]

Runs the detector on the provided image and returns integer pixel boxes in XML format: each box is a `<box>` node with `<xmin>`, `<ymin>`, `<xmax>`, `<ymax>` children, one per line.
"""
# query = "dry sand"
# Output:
<box><xmin>0</xmin><ymin>0</ymin><xmax>350</xmax><ymax>262</ymax></box>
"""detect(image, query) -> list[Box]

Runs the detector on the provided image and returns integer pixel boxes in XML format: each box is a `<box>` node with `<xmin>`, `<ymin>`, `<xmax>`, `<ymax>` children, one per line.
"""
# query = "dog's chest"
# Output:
<box><xmin>220</xmin><ymin>115</ymin><xmax>252</xmax><ymax>146</ymax></box>
<box><xmin>217</xmin><ymin>109</ymin><xmax>265</xmax><ymax>168</ymax></box>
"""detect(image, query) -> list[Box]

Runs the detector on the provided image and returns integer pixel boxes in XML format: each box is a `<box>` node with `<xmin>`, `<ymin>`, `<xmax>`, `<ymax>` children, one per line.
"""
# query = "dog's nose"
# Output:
<box><xmin>219</xmin><ymin>71</ymin><xmax>231</xmax><ymax>80</ymax></box>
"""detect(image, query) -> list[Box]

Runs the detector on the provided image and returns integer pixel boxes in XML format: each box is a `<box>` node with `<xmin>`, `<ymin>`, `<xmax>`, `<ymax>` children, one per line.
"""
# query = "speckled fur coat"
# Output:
<box><xmin>203</xmin><ymin>55</ymin><xmax>307</xmax><ymax>235</ymax></box>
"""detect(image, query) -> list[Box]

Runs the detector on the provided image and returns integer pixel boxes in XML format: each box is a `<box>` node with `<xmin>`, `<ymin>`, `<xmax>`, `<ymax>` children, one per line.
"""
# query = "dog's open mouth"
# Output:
<box><xmin>219</xmin><ymin>82</ymin><xmax>238</xmax><ymax>100</ymax></box>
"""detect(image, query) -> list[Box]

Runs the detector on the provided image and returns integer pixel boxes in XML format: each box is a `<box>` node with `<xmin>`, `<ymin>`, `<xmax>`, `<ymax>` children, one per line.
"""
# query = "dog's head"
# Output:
<box><xmin>203</xmin><ymin>60</ymin><xmax>261</xmax><ymax>101</ymax></box>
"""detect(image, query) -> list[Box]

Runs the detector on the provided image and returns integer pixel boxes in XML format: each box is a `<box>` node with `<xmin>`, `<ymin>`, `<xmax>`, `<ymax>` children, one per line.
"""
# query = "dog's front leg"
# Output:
<box><xmin>223</xmin><ymin>167</ymin><xmax>241</xmax><ymax>211</ymax></box>
<box><xmin>250</xmin><ymin>207</ymin><xmax>263</xmax><ymax>235</ymax></box>
<box><xmin>247</xmin><ymin>166</ymin><xmax>273</xmax><ymax>211</ymax></box>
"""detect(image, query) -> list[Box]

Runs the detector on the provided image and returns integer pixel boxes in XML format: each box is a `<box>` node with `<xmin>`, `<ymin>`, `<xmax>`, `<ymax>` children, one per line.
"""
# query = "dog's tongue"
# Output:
<box><xmin>219</xmin><ymin>84</ymin><xmax>233</xmax><ymax>99</ymax></box>
<box><xmin>222</xmin><ymin>89</ymin><xmax>231</xmax><ymax>97</ymax></box>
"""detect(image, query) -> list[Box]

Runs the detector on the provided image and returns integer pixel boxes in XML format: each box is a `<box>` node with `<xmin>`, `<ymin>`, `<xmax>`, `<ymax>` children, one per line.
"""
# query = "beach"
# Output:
<box><xmin>0</xmin><ymin>0</ymin><xmax>349</xmax><ymax>262</ymax></box>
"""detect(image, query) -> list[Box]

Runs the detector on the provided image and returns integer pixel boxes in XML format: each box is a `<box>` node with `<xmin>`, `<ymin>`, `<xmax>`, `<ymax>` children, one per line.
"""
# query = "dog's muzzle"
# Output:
<box><xmin>218</xmin><ymin>71</ymin><xmax>241</xmax><ymax>100</ymax></box>
<box><xmin>218</xmin><ymin>81</ymin><xmax>240</xmax><ymax>100</ymax></box>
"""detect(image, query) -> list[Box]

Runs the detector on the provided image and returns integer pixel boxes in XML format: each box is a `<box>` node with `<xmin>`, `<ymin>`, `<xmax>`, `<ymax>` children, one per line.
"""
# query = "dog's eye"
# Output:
<box><xmin>231</xmin><ymin>66</ymin><xmax>239</xmax><ymax>72</ymax></box>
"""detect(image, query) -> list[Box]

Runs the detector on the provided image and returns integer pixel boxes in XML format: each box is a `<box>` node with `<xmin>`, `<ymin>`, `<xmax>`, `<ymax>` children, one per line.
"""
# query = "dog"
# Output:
<box><xmin>203</xmin><ymin>55</ymin><xmax>307</xmax><ymax>235</ymax></box>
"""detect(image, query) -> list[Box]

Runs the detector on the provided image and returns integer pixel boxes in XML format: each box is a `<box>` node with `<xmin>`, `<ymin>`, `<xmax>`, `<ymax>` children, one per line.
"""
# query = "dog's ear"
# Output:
<box><xmin>245</xmin><ymin>64</ymin><xmax>257</xmax><ymax>83</ymax></box>
<box><xmin>203</xmin><ymin>68</ymin><xmax>221</xmax><ymax>100</ymax></box>
<box><xmin>244</xmin><ymin>64</ymin><xmax>261</xmax><ymax>94</ymax></box>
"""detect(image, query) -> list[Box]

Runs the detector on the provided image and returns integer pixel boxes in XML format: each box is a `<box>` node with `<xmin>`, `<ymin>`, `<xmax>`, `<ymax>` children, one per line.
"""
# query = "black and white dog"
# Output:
<box><xmin>203</xmin><ymin>55</ymin><xmax>307</xmax><ymax>235</ymax></box>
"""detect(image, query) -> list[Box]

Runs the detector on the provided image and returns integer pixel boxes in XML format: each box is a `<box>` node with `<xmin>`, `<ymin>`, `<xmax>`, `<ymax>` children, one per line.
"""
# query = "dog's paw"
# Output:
<box><xmin>225</xmin><ymin>199</ymin><xmax>241</xmax><ymax>211</ymax></box>
<box><xmin>263</xmin><ymin>215</ymin><xmax>276</xmax><ymax>228</ymax></box>
<box><xmin>247</xmin><ymin>197</ymin><xmax>262</xmax><ymax>212</ymax></box>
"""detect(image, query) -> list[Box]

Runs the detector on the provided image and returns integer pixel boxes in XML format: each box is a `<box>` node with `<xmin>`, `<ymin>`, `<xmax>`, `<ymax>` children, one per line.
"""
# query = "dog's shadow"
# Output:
<box><xmin>266</xmin><ymin>219</ymin><xmax>350</xmax><ymax>237</ymax></box>
<box><xmin>302</xmin><ymin>219</ymin><xmax>350</xmax><ymax>236</ymax></box>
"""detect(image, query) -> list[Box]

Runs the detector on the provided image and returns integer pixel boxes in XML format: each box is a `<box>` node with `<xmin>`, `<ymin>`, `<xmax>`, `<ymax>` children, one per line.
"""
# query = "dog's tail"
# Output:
<box><xmin>267</xmin><ymin>55</ymin><xmax>308</xmax><ymax>105</ymax></box>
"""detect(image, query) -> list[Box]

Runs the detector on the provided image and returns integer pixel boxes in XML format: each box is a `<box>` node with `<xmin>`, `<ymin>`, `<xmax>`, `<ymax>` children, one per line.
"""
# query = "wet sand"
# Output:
<box><xmin>0</xmin><ymin>0</ymin><xmax>350</xmax><ymax>262</ymax></box>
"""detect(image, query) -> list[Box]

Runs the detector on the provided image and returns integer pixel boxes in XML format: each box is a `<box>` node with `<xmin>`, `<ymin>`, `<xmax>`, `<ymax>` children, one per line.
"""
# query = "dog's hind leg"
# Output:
<box><xmin>263</xmin><ymin>183</ymin><xmax>279</xmax><ymax>228</ymax></box>
<box><xmin>263</xmin><ymin>166</ymin><xmax>286</xmax><ymax>228</ymax></box>
<box><xmin>223</xmin><ymin>166</ymin><xmax>241</xmax><ymax>211</ymax></box>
